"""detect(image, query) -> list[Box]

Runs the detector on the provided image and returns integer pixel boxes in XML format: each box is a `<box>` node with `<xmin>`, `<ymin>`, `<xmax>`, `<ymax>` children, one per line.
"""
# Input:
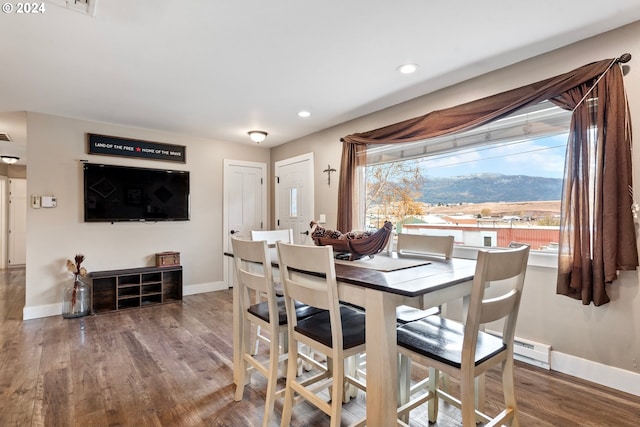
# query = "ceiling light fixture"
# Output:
<box><xmin>298</xmin><ymin>110</ymin><xmax>311</xmax><ymax>118</ymax></box>
<box><xmin>396</xmin><ymin>63</ymin><xmax>419</xmax><ymax>74</ymax></box>
<box><xmin>1</xmin><ymin>156</ymin><xmax>19</xmax><ymax>164</ymax></box>
<box><xmin>248</xmin><ymin>130</ymin><xmax>268</xmax><ymax>144</ymax></box>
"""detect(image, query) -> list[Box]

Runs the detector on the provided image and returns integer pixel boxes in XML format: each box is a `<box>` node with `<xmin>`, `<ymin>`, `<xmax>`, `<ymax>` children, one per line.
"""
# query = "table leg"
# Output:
<box><xmin>364</xmin><ymin>288</ymin><xmax>399</xmax><ymax>427</ymax></box>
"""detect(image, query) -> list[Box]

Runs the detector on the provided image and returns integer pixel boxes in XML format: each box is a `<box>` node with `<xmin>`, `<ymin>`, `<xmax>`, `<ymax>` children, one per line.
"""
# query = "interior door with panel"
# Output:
<box><xmin>275</xmin><ymin>153</ymin><xmax>314</xmax><ymax>245</ymax></box>
<box><xmin>9</xmin><ymin>178</ymin><xmax>26</xmax><ymax>266</ymax></box>
<box><xmin>223</xmin><ymin>160</ymin><xmax>267</xmax><ymax>286</ymax></box>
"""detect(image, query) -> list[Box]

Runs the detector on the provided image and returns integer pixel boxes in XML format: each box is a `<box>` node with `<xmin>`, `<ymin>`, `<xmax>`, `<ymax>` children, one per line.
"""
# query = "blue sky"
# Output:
<box><xmin>416</xmin><ymin>134</ymin><xmax>568</xmax><ymax>179</ymax></box>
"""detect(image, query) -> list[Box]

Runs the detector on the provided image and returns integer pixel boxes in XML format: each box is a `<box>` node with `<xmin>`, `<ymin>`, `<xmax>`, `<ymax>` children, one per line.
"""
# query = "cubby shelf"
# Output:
<box><xmin>90</xmin><ymin>266</ymin><xmax>182</xmax><ymax>314</ymax></box>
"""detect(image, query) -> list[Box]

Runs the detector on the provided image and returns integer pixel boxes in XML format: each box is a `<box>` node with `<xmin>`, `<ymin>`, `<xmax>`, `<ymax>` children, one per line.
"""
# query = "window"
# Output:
<box><xmin>363</xmin><ymin>101</ymin><xmax>572</xmax><ymax>251</ymax></box>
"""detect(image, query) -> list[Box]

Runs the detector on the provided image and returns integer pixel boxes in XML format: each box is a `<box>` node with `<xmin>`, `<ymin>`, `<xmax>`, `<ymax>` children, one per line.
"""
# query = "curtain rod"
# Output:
<box><xmin>572</xmin><ymin>53</ymin><xmax>632</xmax><ymax>113</ymax></box>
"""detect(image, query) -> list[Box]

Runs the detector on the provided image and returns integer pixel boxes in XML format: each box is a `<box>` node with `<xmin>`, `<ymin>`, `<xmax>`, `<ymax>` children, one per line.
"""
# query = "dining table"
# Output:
<box><xmin>227</xmin><ymin>248</ymin><xmax>476</xmax><ymax>427</ymax></box>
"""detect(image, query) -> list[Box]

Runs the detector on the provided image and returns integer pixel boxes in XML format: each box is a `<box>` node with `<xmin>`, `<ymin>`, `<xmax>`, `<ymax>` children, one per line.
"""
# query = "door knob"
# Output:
<box><xmin>230</xmin><ymin>230</ymin><xmax>239</xmax><ymax>235</ymax></box>
<box><xmin>300</xmin><ymin>230</ymin><xmax>309</xmax><ymax>235</ymax></box>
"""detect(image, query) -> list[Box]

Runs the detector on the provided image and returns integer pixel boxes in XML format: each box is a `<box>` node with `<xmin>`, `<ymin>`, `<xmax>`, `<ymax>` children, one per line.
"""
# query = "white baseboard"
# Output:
<box><xmin>183</xmin><ymin>280</ymin><xmax>228</xmax><ymax>296</ymax></box>
<box><xmin>23</xmin><ymin>303</ymin><xmax>61</xmax><ymax>320</ymax></box>
<box><xmin>551</xmin><ymin>350</ymin><xmax>640</xmax><ymax>397</ymax></box>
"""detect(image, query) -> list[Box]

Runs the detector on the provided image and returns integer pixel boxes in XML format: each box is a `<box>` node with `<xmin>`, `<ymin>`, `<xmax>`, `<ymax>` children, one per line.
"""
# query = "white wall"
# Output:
<box><xmin>24</xmin><ymin>112</ymin><xmax>269</xmax><ymax>318</ymax></box>
<box><xmin>271</xmin><ymin>21</ymin><xmax>640</xmax><ymax>392</ymax></box>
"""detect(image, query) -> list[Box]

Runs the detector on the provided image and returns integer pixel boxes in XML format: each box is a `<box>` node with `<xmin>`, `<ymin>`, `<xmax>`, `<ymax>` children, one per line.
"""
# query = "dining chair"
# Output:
<box><xmin>396</xmin><ymin>244</ymin><xmax>530</xmax><ymax>426</ymax></box>
<box><xmin>230</xmin><ymin>237</ymin><xmax>322</xmax><ymax>427</ymax></box>
<box><xmin>251</xmin><ymin>228</ymin><xmax>294</xmax><ymax>245</ymax></box>
<box><xmin>395</xmin><ymin>233</ymin><xmax>454</xmax><ymax>322</ymax></box>
<box><xmin>250</xmin><ymin>229</ymin><xmax>293</xmax><ymax>354</ymax></box>
<box><xmin>277</xmin><ymin>242</ymin><xmax>367</xmax><ymax>427</ymax></box>
<box><xmin>394</xmin><ymin>233</ymin><xmax>455</xmax><ymax>421</ymax></box>
<box><xmin>396</xmin><ymin>233</ymin><xmax>454</xmax><ymax>259</ymax></box>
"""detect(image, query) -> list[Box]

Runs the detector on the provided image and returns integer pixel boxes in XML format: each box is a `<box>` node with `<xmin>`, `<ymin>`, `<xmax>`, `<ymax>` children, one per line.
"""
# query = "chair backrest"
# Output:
<box><xmin>464</xmin><ymin>245</ymin><xmax>530</xmax><ymax>359</ymax></box>
<box><xmin>251</xmin><ymin>229</ymin><xmax>294</xmax><ymax>245</ymax></box>
<box><xmin>397</xmin><ymin>233</ymin><xmax>454</xmax><ymax>259</ymax></box>
<box><xmin>276</xmin><ymin>242</ymin><xmax>343</xmax><ymax>343</ymax></box>
<box><xmin>231</xmin><ymin>237</ymin><xmax>278</xmax><ymax>317</ymax></box>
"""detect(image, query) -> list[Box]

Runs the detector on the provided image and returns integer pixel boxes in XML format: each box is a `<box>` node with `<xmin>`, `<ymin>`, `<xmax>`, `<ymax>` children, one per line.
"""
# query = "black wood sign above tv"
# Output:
<box><xmin>87</xmin><ymin>133</ymin><xmax>186</xmax><ymax>163</ymax></box>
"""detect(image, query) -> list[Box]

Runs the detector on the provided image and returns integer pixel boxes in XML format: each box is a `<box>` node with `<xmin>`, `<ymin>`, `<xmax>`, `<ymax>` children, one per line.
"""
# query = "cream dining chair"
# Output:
<box><xmin>396</xmin><ymin>244</ymin><xmax>530</xmax><ymax>426</ymax></box>
<box><xmin>230</xmin><ymin>237</ymin><xmax>321</xmax><ymax>427</ymax></box>
<box><xmin>251</xmin><ymin>229</ymin><xmax>294</xmax><ymax>246</ymax></box>
<box><xmin>250</xmin><ymin>229</ymin><xmax>294</xmax><ymax>354</ymax></box>
<box><xmin>394</xmin><ymin>233</ymin><xmax>455</xmax><ymax>421</ymax></box>
<box><xmin>395</xmin><ymin>233</ymin><xmax>455</xmax><ymax>323</ymax></box>
<box><xmin>277</xmin><ymin>241</ymin><xmax>367</xmax><ymax>427</ymax></box>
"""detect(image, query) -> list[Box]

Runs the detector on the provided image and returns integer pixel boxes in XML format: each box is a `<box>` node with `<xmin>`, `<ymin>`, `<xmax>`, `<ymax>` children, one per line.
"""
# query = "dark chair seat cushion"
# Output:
<box><xmin>248</xmin><ymin>296</ymin><xmax>324</xmax><ymax>325</ymax></box>
<box><xmin>396</xmin><ymin>305</ymin><xmax>440</xmax><ymax>324</ymax></box>
<box><xmin>295</xmin><ymin>306</ymin><xmax>366</xmax><ymax>350</ymax></box>
<box><xmin>397</xmin><ymin>316</ymin><xmax>506</xmax><ymax>368</ymax></box>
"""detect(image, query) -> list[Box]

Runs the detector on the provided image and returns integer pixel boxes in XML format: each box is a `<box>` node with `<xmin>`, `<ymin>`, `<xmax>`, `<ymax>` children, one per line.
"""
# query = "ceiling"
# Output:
<box><xmin>2</xmin><ymin>0</ymin><xmax>640</xmax><ymax>165</ymax></box>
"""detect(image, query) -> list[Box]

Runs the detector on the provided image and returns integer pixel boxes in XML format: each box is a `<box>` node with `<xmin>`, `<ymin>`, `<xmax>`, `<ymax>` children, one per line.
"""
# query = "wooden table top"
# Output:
<box><xmin>331</xmin><ymin>252</ymin><xmax>476</xmax><ymax>297</ymax></box>
<box><xmin>226</xmin><ymin>249</ymin><xmax>476</xmax><ymax>298</ymax></box>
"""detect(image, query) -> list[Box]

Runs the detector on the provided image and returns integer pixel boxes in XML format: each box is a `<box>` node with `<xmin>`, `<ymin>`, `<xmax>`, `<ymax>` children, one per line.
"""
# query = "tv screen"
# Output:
<box><xmin>84</xmin><ymin>163</ymin><xmax>190</xmax><ymax>222</ymax></box>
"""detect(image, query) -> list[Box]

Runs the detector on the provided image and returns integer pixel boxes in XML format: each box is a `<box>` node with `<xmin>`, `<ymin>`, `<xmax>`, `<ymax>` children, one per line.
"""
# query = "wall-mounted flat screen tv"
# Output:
<box><xmin>84</xmin><ymin>163</ymin><xmax>190</xmax><ymax>222</ymax></box>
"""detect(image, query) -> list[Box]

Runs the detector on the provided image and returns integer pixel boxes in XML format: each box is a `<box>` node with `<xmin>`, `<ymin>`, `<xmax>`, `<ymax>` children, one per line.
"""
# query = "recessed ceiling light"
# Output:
<box><xmin>397</xmin><ymin>63</ymin><xmax>419</xmax><ymax>74</ymax></box>
<box><xmin>298</xmin><ymin>110</ymin><xmax>311</xmax><ymax>118</ymax></box>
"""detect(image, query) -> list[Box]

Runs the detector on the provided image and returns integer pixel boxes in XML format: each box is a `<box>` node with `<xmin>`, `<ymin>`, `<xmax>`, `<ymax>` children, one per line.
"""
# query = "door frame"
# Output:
<box><xmin>223</xmin><ymin>159</ymin><xmax>267</xmax><ymax>287</ymax></box>
<box><xmin>274</xmin><ymin>152</ymin><xmax>314</xmax><ymax>244</ymax></box>
<box><xmin>0</xmin><ymin>176</ymin><xmax>7</xmax><ymax>269</ymax></box>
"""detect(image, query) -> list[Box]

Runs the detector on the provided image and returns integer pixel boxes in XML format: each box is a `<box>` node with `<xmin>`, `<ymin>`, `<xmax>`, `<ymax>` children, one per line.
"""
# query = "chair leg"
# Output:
<box><xmin>253</xmin><ymin>325</ymin><xmax>261</xmax><ymax>355</ymax></box>
<box><xmin>502</xmin><ymin>358</ymin><xmax>519</xmax><ymax>427</ymax></box>
<box><xmin>235</xmin><ymin>319</ymin><xmax>251</xmax><ymax>401</ymax></box>
<box><xmin>398</xmin><ymin>354</ymin><xmax>411</xmax><ymax>424</ymax></box>
<box><xmin>329</xmin><ymin>356</ymin><xmax>343</xmax><ymax>427</ymax></box>
<box><xmin>343</xmin><ymin>356</ymin><xmax>354</xmax><ymax>403</ymax></box>
<box><xmin>280</xmin><ymin>339</ymin><xmax>299</xmax><ymax>427</ymax></box>
<box><xmin>427</xmin><ymin>367</ymin><xmax>439</xmax><ymax>423</ymax></box>
<box><xmin>234</xmin><ymin>359</ymin><xmax>246</xmax><ymax>401</ymax></box>
<box><xmin>262</xmin><ymin>330</ymin><xmax>281</xmax><ymax>427</ymax></box>
<box><xmin>460</xmin><ymin>369</ymin><xmax>476</xmax><ymax>427</ymax></box>
<box><xmin>475</xmin><ymin>372</ymin><xmax>485</xmax><ymax>414</ymax></box>
<box><xmin>279</xmin><ymin>331</ymin><xmax>288</xmax><ymax>378</ymax></box>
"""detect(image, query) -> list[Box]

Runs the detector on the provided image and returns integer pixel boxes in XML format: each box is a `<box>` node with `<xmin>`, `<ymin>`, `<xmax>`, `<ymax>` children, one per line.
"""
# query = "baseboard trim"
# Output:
<box><xmin>183</xmin><ymin>281</ymin><xmax>228</xmax><ymax>296</ymax></box>
<box><xmin>551</xmin><ymin>350</ymin><xmax>640</xmax><ymax>397</ymax></box>
<box><xmin>23</xmin><ymin>303</ymin><xmax>60</xmax><ymax>320</ymax></box>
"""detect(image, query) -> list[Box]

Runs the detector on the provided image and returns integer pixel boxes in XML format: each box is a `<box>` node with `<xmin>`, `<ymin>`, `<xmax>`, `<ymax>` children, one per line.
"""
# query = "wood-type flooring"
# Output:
<box><xmin>1</xmin><ymin>268</ymin><xmax>638</xmax><ymax>426</ymax></box>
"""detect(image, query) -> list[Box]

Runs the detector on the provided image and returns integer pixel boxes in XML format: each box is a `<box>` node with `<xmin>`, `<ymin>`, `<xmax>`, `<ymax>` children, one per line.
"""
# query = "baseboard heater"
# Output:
<box><xmin>486</xmin><ymin>329</ymin><xmax>551</xmax><ymax>370</ymax></box>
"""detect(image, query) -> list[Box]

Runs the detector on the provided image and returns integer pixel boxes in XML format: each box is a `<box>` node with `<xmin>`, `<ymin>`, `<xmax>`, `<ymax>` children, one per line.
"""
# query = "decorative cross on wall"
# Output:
<box><xmin>323</xmin><ymin>164</ymin><xmax>337</xmax><ymax>187</ymax></box>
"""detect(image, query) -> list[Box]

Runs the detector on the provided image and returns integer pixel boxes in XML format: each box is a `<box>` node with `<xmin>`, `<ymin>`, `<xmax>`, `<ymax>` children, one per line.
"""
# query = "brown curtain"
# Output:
<box><xmin>338</xmin><ymin>55</ymin><xmax>637</xmax><ymax>305</ymax></box>
<box><xmin>553</xmin><ymin>65</ymin><xmax>637</xmax><ymax>305</ymax></box>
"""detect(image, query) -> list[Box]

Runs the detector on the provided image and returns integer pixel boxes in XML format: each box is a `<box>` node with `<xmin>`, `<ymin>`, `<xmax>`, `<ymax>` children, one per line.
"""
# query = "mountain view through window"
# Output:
<box><xmin>364</xmin><ymin>102</ymin><xmax>571</xmax><ymax>251</ymax></box>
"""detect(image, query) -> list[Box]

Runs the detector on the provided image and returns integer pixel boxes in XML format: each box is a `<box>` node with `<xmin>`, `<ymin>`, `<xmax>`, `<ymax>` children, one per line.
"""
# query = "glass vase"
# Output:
<box><xmin>62</xmin><ymin>276</ymin><xmax>91</xmax><ymax>318</ymax></box>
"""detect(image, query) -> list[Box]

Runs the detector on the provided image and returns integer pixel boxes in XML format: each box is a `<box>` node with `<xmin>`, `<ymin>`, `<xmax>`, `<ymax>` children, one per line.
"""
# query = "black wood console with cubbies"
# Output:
<box><xmin>90</xmin><ymin>266</ymin><xmax>182</xmax><ymax>314</ymax></box>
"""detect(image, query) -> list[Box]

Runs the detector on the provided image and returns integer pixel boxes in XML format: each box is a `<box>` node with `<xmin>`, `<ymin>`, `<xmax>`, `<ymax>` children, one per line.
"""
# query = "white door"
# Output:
<box><xmin>275</xmin><ymin>153</ymin><xmax>314</xmax><ymax>244</ymax></box>
<box><xmin>9</xmin><ymin>178</ymin><xmax>26</xmax><ymax>266</ymax></box>
<box><xmin>223</xmin><ymin>160</ymin><xmax>267</xmax><ymax>286</ymax></box>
